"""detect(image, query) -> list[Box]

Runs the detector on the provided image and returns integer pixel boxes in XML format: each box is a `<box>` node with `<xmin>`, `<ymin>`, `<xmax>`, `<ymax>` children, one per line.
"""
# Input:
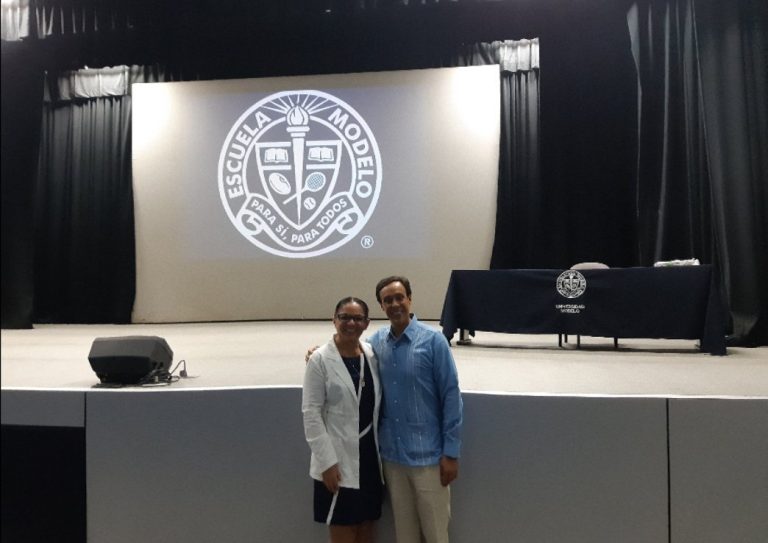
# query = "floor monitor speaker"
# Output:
<box><xmin>88</xmin><ymin>336</ymin><xmax>173</xmax><ymax>384</ymax></box>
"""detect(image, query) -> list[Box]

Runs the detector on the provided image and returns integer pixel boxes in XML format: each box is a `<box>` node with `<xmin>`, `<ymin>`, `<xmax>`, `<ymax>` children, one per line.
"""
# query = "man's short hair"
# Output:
<box><xmin>375</xmin><ymin>276</ymin><xmax>412</xmax><ymax>303</ymax></box>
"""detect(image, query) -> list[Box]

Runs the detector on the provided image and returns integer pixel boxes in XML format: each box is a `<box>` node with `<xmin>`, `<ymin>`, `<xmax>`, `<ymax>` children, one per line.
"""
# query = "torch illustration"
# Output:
<box><xmin>286</xmin><ymin>105</ymin><xmax>310</xmax><ymax>222</ymax></box>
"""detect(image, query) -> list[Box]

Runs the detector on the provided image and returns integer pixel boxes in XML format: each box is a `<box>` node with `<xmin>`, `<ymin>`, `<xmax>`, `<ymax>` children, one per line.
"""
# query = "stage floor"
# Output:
<box><xmin>2</xmin><ymin>321</ymin><xmax>767</xmax><ymax>398</ymax></box>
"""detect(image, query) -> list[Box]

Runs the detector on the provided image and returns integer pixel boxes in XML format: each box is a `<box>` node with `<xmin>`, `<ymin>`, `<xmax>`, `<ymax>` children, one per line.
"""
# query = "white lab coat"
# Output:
<box><xmin>302</xmin><ymin>339</ymin><xmax>381</xmax><ymax>489</ymax></box>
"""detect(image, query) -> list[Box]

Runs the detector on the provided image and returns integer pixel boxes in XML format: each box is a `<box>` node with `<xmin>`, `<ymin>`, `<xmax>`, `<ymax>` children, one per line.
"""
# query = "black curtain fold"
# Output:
<box><xmin>628</xmin><ymin>0</ymin><xmax>767</xmax><ymax>344</ymax></box>
<box><xmin>491</xmin><ymin>65</ymin><xmax>541</xmax><ymax>269</ymax></box>
<box><xmin>34</xmin><ymin>93</ymin><xmax>134</xmax><ymax>323</ymax></box>
<box><xmin>536</xmin><ymin>2</ymin><xmax>639</xmax><ymax>269</ymax></box>
<box><xmin>451</xmin><ymin>41</ymin><xmax>541</xmax><ymax>269</ymax></box>
<box><xmin>628</xmin><ymin>0</ymin><xmax>713</xmax><ymax>265</ymax></box>
<box><xmin>1</xmin><ymin>41</ymin><xmax>43</xmax><ymax>329</ymax></box>
<box><xmin>30</xmin><ymin>64</ymin><xmax>184</xmax><ymax>324</ymax></box>
<box><xmin>696</xmin><ymin>0</ymin><xmax>767</xmax><ymax>345</ymax></box>
<box><xmin>32</xmin><ymin>0</ymin><xmax>135</xmax><ymax>40</ymax></box>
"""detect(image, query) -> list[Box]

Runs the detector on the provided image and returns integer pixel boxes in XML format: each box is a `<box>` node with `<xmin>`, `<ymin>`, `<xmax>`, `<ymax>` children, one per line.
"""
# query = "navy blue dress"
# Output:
<box><xmin>313</xmin><ymin>354</ymin><xmax>383</xmax><ymax>525</ymax></box>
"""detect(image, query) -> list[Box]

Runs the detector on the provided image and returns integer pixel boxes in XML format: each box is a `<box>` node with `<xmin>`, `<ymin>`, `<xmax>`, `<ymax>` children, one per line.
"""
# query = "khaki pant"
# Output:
<box><xmin>383</xmin><ymin>461</ymin><xmax>451</xmax><ymax>543</ymax></box>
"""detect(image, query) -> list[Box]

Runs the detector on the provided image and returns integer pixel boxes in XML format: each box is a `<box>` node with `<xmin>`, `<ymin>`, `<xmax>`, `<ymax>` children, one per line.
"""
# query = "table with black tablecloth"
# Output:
<box><xmin>439</xmin><ymin>266</ymin><xmax>727</xmax><ymax>355</ymax></box>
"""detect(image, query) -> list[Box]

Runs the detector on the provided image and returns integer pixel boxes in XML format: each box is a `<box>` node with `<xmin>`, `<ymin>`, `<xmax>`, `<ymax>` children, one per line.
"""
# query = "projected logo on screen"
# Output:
<box><xmin>218</xmin><ymin>90</ymin><xmax>382</xmax><ymax>258</ymax></box>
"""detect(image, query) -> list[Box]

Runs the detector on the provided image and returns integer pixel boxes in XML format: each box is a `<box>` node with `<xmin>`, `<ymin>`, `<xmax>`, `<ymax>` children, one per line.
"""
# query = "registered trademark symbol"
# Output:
<box><xmin>361</xmin><ymin>235</ymin><xmax>374</xmax><ymax>249</ymax></box>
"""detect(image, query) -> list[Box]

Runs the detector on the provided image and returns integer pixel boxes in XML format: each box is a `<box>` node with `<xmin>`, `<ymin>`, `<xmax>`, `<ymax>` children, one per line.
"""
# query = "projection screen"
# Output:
<box><xmin>132</xmin><ymin>65</ymin><xmax>499</xmax><ymax>322</ymax></box>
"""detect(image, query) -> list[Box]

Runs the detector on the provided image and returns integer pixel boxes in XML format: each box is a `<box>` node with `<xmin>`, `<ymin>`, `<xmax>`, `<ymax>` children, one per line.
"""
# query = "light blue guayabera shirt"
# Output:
<box><xmin>368</xmin><ymin>316</ymin><xmax>463</xmax><ymax>466</ymax></box>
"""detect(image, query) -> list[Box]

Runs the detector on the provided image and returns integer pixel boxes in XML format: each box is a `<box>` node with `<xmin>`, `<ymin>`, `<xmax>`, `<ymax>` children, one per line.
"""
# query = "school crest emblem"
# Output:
<box><xmin>556</xmin><ymin>270</ymin><xmax>587</xmax><ymax>298</ymax></box>
<box><xmin>218</xmin><ymin>90</ymin><xmax>382</xmax><ymax>258</ymax></box>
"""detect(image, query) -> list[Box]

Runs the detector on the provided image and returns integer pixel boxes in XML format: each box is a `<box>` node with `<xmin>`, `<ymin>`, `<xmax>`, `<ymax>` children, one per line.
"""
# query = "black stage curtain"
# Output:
<box><xmin>1</xmin><ymin>0</ymin><xmax>765</xmax><ymax>345</ymax></box>
<box><xmin>1</xmin><ymin>42</ymin><xmax>43</xmax><ymax>329</ymax></box>
<box><xmin>492</xmin><ymin>51</ymin><xmax>541</xmax><ymax>269</ymax></box>
<box><xmin>535</xmin><ymin>2</ymin><xmax>639</xmax><ymax>269</ymax></box>
<box><xmin>33</xmin><ymin>66</ymin><xmax>179</xmax><ymax>323</ymax></box>
<box><xmin>451</xmin><ymin>41</ymin><xmax>541</xmax><ymax>270</ymax></box>
<box><xmin>628</xmin><ymin>0</ymin><xmax>767</xmax><ymax>345</ymax></box>
<box><xmin>34</xmin><ymin>92</ymin><xmax>134</xmax><ymax>323</ymax></box>
<box><xmin>696</xmin><ymin>0</ymin><xmax>767</xmax><ymax>345</ymax></box>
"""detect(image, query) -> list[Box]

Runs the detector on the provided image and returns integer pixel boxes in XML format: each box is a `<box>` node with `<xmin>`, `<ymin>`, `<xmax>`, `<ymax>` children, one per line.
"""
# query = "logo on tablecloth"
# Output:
<box><xmin>556</xmin><ymin>270</ymin><xmax>587</xmax><ymax>299</ymax></box>
<box><xmin>218</xmin><ymin>90</ymin><xmax>382</xmax><ymax>258</ymax></box>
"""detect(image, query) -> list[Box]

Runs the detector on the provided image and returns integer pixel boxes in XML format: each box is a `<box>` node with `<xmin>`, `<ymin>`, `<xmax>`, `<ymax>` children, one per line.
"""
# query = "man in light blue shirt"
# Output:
<box><xmin>368</xmin><ymin>276</ymin><xmax>462</xmax><ymax>543</ymax></box>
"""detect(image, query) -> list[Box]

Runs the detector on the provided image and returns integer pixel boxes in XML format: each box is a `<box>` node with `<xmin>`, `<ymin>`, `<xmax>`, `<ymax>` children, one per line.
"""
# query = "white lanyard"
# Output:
<box><xmin>355</xmin><ymin>353</ymin><xmax>366</xmax><ymax>403</ymax></box>
<box><xmin>357</xmin><ymin>353</ymin><xmax>373</xmax><ymax>439</ymax></box>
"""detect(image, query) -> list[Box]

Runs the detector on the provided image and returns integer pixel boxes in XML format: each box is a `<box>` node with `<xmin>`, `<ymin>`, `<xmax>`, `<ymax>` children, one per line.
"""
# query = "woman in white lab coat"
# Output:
<box><xmin>303</xmin><ymin>297</ymin><xmax>383</xmax><ymax>543</ymax></box>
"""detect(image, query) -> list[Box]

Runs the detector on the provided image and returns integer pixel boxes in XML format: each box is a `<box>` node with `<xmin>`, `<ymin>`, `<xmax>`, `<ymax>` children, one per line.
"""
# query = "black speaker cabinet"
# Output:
<box><xmin>88</xmin><ymin>336</ymin><xmax>173</xmax><ymax>384</ymax></box>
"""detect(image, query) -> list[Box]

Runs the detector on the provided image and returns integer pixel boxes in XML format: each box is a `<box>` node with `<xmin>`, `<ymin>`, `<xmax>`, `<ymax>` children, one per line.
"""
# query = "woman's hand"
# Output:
<box><xmin>322</xmin><ymin>464</ymin><xmax>342</xmax><ymax>493</ymax></box>
<box><xmin>305</xmin><ymin>345</ymin><xmax>319</xmax><ymax>363</ymax></box>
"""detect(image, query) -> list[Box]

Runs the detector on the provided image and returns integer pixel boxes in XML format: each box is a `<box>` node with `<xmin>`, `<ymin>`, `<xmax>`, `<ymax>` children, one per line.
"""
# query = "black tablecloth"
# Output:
<box><xmin>439</xmin><ymin>266</ymin><xmax>727</xmax><ymax>355</ymax></box>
